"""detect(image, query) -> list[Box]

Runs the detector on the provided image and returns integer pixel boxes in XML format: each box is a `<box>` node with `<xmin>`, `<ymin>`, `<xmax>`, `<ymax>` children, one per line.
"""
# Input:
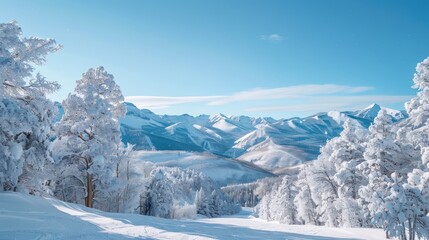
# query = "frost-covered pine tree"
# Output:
<box><xmin>378</xmin><ymin>172</ymin><xmax>429</xmax><ymax>240</ymax></box>
<box><xmin>222</xmin><ymin>177</ymin><xmax>278</xmax><ymax>207</ymax></box>
<box><xmin>53</xmin><ymin>67</ymin><xmax>126</xmax><ymax>209</ymax></box>
<box><xmin>146</xmin><ymin>168</ymin><xmax>175</xmax><ymax>218</ymax></box>
<box><xmin>0</xmin><ymin>21</ymin><xmax>61</xmax><ymax>195</ymax></box>
<box><xmin>141</xmin><ymin>167</ymin><xmax>240</xmax><ymax>219</ymax></box>
<box><xmin>294</xmin><ymin>166</ymin><xmax>319</xmax><ymax>225</ymax></box>
<box><xmin>306</xmin><ymin>140</ymin><xmax>340</xmax><ymax>227</ymax></box>
<box><xmin>361</xmin><ymin>109</ymin><xmax>415</xmax><ymax>178</ymax></box>
<box><xmin>331</xmin><ymin>120</ymin><xmax>367</xmax><ymax>200</ymax></box>
<box><xmin>272</xmin><ymin>176</ymin><xmax>297</xmax><ymax>224</ymax></box>
<box><xmin>404</xmin><ymin>169</ymin><xmax>429</xmax><ymax>240</ymax></box>
<box><xmin>396</xmin><ymin>57</ymin><xmax>429</xmax><ymax>240</ymax></box>
<box><xmin>382</xmin><ymin>173</ymin><xmax>409</xmax><ymax>240</ymax></box>
<box><xmin>304</xmin><ymin>121</ymin><xmax>367</xmax><ymax>227</ymax></box>
<box><xmin>255</xmin><ymin>176</ymin><xmax>297</xmax><ymax>224</ymax></box>
<box><xmin>195</xmin><ymin>187</ymin><xmax>210</xmax><ymax>216</ymax></box>
<box><xmin>329</xmin><ymin>121</ymin><xmax>367</xmax><ymax>227</ymax></box>
<box><xmin>361</xmin><ymin>57</ymin><xmax>429</xmax><ymax>240</ymax></box>
<box><xmin>404</xmin><ymin>57</ymin><xmax>429</xmax><ymax>132</ymax></box>
<box><xmin>401</xmin><ymin>57</ymin><xmax>429</xmax><ymax>170</ymax></box>
<box><xmin>255</xmin><ymin>189</ymin><xmax>273</xmax><ymax>220</ymax></box>
<box><xmin>359</xmin><ymin>110</ymin><xmax>417</xmax><ymax>231</ymax></box>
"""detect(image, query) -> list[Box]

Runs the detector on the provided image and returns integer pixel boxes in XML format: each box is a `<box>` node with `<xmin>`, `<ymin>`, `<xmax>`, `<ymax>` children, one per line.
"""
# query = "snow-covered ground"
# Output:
<box><xmin>0</xmin><ymin>192</ymin><xmax>386</xmax><ymax>240</ymax></box>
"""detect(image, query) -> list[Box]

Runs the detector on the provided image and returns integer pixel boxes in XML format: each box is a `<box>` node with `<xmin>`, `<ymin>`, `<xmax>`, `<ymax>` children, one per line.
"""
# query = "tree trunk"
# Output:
<box><xmin>402</xmin><ymin>222</ymin><xmax>407</xmax><ymax>240</ymax></box>
<box><xmin>408</xmin><ymin>219</ymin><xmax>412</xmax><ymax>240</ymax></box>
<box><xmin>85</xmin><ymin>173</ymin><xmax>94</xmax><ymax>208</ymax></box>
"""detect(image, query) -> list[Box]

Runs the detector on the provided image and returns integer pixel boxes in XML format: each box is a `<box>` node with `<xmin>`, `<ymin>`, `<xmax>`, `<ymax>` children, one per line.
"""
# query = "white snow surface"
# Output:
<box><xmin>0</xmin><ymin>192</ymin><xmax>387</xmax><ymax>240</ymax></box>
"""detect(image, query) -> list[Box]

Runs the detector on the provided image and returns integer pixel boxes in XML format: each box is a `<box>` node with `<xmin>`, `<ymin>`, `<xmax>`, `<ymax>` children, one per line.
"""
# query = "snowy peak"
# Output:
<box><xmin>125</xmin><ymin>103</ymin><xmax>167</xmax><ymax>125</ymax></box>
<box><xmin>354</xmin><ymin>103</ymin><xmax>381</xmax><ymax>120</ymax></box>
<box><xmin>209</xmin><ymin>113</ymin><xmax>229</xmax><ymax>123</ymax></box>
<box><xmin>354</xmin><ymin>103</ymin><xmax>406</xmax><ymax>121</ymax></box>
<box><xmin>365</xmin><ymin>103</ymin><xmax>381</xmax><ymax>111</ymax></box>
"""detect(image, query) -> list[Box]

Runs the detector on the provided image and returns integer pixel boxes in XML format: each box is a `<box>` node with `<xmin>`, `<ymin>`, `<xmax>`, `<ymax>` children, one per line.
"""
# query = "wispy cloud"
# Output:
<box><xmin>260</xmin><ymin>34</ymin><xmax>284</xmax><ymax>41</ymax></box>
<box><xmin>246</xmin><ymin>95</ymin><xmax>412</xmax><ymax>113</ymax></box>
<box><xmin>207</xmin><ymin>84</ymin><xmax>372</xmax><ymax>106</ymax></box>
<box><xmin>125</xmin><ymin>95</ymin><xmax>225</xmax><ymax>109</ymax></box>
<box><xmin>125</xmin><ymin>84</ymin><xmax>410</xmax><ymax>115</ymax></box>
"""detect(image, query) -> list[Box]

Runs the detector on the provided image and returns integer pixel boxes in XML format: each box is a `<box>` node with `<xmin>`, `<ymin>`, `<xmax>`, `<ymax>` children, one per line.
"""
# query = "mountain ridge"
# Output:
<box><xmin>120</xmin><ymin>103</ymin><xmax>407</xmax><ymax>171</ymax></box>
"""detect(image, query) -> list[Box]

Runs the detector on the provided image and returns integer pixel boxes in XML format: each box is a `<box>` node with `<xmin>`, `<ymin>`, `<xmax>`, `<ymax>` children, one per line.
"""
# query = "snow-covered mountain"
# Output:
<box><xmin>120</xmin><ymin>103</ymin><xmax>407</xmax><ymax>171</ymax></box>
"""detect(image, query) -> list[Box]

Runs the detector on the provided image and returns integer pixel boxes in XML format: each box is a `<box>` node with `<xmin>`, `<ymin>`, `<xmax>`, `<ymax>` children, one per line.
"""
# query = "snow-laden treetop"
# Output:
<box><xmin>0</xmin><ymin>21</ymin><xmax>61</xmax><ymax>99</ymax></box>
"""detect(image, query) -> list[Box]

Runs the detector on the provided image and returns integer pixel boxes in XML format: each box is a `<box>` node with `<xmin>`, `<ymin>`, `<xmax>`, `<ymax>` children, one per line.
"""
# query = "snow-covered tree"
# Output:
<box><xmin>404</xmin><ymin>169</ymin><xmax>429</xmax><ymax>240</ymax></box>
<box><xmin>393</xmin><ymin>57</ymin><xmax>429</xmax><ymax>240</ymax></box>
<box><xmin>255</xmin><ymin>189</ymin><xmax>274</xmax><ymax>221</ymax></box>
<box><xmin>381</xmin><ymin>173</ymin><xmax>409</xmax><ymax>240</ymax></box>
<box><xmin>330</xmin><ymin>120</ymin><xmax>367</xmax><ymax>200</ymax></box>
<box><xmin>328</xmin><ymin>121</ymin><xmax>367</xmax><ymax>227</ymax></box>
<box><xmin>0</xmin><ymin>21</ymin><xmax>61</xmax><ymax>195</ymax></box>
<box><xmin>53</xmin><ymin>67</ymin><xmax>126</xmax><ymax>209</ymax></box>
<box><xmin>222</xmin><ymin>177</ymin><xmax>278</xmax><ymax>207</ymax></box>
<box><xmin>359</xmin><ymin>169</ymin><xmax>392</xmax><ymax>230</ymax></box>
<box><xmin>405</xmin><ymin>57</ymin><xmax>429</xmax><ymax>132</ymax></box>
<box><xmin>359</xmin><ymin>110</ymin><xmax>419</xmax><ymax>232</ymax></box>
<box><xmin>272</xmin><ymin>176</ymin><xmax>297</xmax><ymax>224</ymax></box>
<box><xmin>401</xmin><ymin>57</ymin><xmax>429</xmax><ymax>170</ymax></box>
<box><xmin>99</xmin><ymin>143</ymin><xmax>134</xmax><ymax>212</ymax></box>
<box><xmin>294</xmin><ymin>166</ymin><xmax>319</xmax><ymax>225</ymax></box>
<box><xmin>255</xmin><ymin>176</ymin><xmax>297</xmax><ymax>224</ymax></box>
<box><xmin>195</xmin><ymin>187</ymin><xmax>210</xmax><ymax>216</ymax></box>
<box><xmin>141</xmin><ymin>167</ymin><xmax>240</xmax><ymax>219</ymax></box>
<box><xmin>375</xmin><ymin>172</ymin><xmax>428</xmax><ymax>240</ymax></box>
<box><xmin>362</xmin><ymin>110</ymin><xmax>416</xmax><ymax>178</ymax></box>
<box><xmin>359</xmin><ymin>57</ymin><xmax>429</xmax><ymax>240</ymax></box>
<box><xmin>306</xmin><ymin>140</ymin><xmax>340</xmax><ymax>227</ymax></box>
<box><xmin>147</xmin><ymin>168</ymin><xmax>175</xmax><ymax>218</ymax></box>
<box><xmin>299</xmin><ymin>121</ymin><xmax>367</xmax><ymax>227</ymax></box>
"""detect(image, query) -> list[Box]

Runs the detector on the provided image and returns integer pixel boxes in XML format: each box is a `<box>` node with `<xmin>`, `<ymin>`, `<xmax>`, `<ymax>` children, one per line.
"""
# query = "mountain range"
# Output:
<box><xmin>120</xmin><ymin>103</ymin><xmax>407</xmax><ymax>171</ymax></box>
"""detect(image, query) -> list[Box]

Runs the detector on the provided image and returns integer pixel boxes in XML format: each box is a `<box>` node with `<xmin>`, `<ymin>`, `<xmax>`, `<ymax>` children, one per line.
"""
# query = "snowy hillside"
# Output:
<box><xmin>0</xmin><ymin>192</ymin><xmax>387</xmax><ymax>240</ymax></box>
<box><xmin>121</xmin><ymin>103</ymin><xmax>405</xmax><ymax>170</ymax></box>
<box><xmin>131</xmin><ymin>150</ymin><xmax>274</xmax><ymax>186</ymax></box>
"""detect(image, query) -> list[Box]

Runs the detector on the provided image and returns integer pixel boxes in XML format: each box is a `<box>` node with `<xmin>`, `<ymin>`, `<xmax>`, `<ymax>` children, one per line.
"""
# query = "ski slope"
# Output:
<box><xmin>0</xmin><ymin>192</ymin><xmax>386</xmax><ymax>240</ymax></box>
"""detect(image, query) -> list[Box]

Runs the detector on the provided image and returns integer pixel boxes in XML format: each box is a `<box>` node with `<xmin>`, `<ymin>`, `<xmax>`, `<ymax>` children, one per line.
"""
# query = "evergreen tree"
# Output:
<box><xmin>254</xmin><ymin>176</ymin><xmax>297</xmax><ymax>224</ymax></box>
<box><xmin>0</xmin><ymin>21</ymin><xmax>61</xmax><ymax>195</ymax></box>
<box><xmin>53</xmin><ymin>67</ymin><xmax>126</xmax><ymax>209</ymax></box>
<box><xmin>306</xmin><ymin>140</ymin><xmax>339</xmax><ymax>226</ymax></box>
<box><xmin>294</xmin><ymin>166</ymin><xmax>319</xmax><ymax>225</ymax></box>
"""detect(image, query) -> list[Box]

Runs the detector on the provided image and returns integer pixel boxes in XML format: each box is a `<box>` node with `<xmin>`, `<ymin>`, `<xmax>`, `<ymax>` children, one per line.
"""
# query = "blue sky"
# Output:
<box><xmin>1</xmin><ymin>0</ymin><xmax>429</xmax><ymax>118</ymax></box>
